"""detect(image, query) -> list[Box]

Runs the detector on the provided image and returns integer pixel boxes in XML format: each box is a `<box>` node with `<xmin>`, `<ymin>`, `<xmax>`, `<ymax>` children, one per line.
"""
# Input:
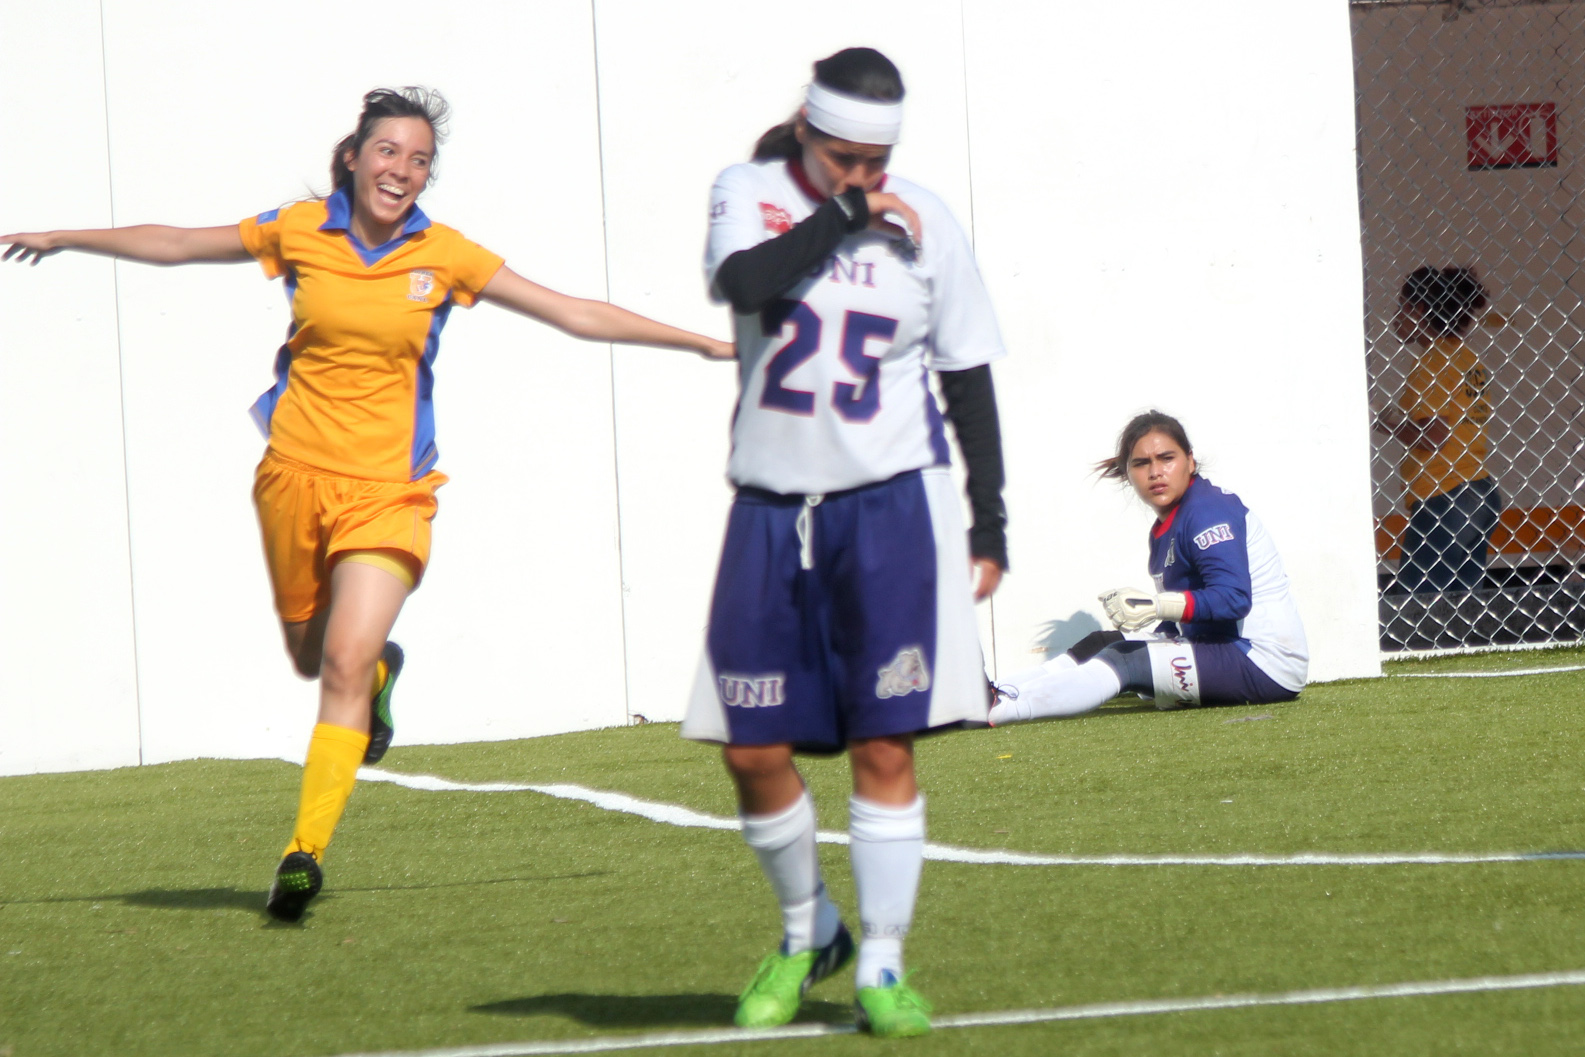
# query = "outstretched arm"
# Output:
<box><xmin>2</xmin><ymin>225</ymin><xmax>249</xmax><ymax>266</ymax></box>
<box><xmin>479</xmin><ymin>266</ymin><xmax>734</xmax><ymax>360</ymax></box>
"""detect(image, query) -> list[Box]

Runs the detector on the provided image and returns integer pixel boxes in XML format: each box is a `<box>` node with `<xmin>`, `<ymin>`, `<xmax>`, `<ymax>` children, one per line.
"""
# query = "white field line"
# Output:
<box><xmin>328</xmin><ymin>968</ymin><xmax>1585</xmax><ymax>1057</ymax></box>
<box><xmin>355</xmin><ymin>768</ymin><xmax>1585</xmax><ymax>867</ymax></box>
<box><xmin>1394</xmin><ymin>664</ymin><xmax>1585</xmax><ymax>678</ymax></box>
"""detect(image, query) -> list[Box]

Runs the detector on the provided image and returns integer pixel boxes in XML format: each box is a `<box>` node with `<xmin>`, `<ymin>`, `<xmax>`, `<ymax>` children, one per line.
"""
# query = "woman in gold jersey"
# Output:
<box><xmin>2</xmin><ymin>87</ymin><xmax>732</xmax><ymax>922</ymax></box>
<box><xmin>1375</xmin><ymin>266</ymin><xmax>1500</xmax><ymax>593</ymax></box>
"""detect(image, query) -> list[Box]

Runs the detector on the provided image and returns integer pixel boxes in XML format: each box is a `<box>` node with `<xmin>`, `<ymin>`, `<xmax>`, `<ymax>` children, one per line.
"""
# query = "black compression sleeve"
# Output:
<box><xmin>937</xmin><ymin>364</ymin><xmax>1009</xmax><ymax>570</ymax></box>
<box><xmin>714</xmin><ymin>187</ymin><xmax>869</xmax><ymax>314</ymax></box>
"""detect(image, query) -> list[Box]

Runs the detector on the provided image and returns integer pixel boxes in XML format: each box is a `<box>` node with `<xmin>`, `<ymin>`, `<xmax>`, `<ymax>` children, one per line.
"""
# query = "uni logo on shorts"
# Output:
<box><xmin>876</xmin><ymin>647</ymin><xmax>931</xmax><ymax>699</ymax></box>
<box><xmin>718</xmin><ymin>673</ymin><xmax>787</xmax><ymax>708</ymax></box>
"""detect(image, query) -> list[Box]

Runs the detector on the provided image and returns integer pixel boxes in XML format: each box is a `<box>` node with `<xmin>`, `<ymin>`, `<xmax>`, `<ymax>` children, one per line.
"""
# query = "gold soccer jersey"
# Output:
<box><xmin>239</xmin><ymin>190</ymin><xmax>504</xmax><ymax>482</ymax></box>
<box><xmin>1398</xmin><ymin>335</ymin><xmax>1492</xmax><ymax>503</ymax></box>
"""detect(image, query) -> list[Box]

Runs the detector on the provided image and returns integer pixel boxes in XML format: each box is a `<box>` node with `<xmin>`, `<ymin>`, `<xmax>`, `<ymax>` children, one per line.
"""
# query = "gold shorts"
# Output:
<box><xmin>253</xmin><ymin>449</ymin><xmax>447</xmax><ymax>623</ymax></box>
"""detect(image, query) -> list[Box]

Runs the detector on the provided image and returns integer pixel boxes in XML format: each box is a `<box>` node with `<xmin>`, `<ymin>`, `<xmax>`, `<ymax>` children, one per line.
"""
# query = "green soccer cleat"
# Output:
<box><xmin>364</xmin><ymin>641</ymin><xmax>404</xmax><ymax>765</ymax></box>
<box><xmin>855</xmin><ymin>970</ymin><xmax>933</xmax><ymax>1038</ymax></box>
<box><xmin>265</xmin><ymin>851</ymin><xmax>323</xmax><ymax>923</ymax></box>
<box><xmin>734</xmin><ymin>922</ymin><xmax>854</xmax><ymax>1028</ymax></box>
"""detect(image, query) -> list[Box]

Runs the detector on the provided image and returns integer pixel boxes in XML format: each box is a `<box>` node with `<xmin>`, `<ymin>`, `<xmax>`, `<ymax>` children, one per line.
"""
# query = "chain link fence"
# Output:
<box><xmin>1353</xmin><ymin>0</ymin><xmax>1585</xmax><ymax>650</ymax></box>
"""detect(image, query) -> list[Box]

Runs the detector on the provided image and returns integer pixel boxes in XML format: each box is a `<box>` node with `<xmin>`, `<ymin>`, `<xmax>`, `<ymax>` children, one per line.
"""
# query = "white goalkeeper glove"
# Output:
<box><xmin>1099</xmin><ymin>587</ymin><xmax>1188</xmax><ymax>631</ymax></box>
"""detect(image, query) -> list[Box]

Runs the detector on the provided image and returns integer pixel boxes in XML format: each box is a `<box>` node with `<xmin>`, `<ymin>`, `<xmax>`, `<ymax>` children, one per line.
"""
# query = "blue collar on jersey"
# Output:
<box><xmin>319</xmin><ymin>186</ymin><xmax>432</xmax><ymax>265</ymax></box>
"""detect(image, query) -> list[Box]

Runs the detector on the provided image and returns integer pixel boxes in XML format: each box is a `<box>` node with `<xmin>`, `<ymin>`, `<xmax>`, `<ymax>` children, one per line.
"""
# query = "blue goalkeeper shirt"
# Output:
<box><xmin>1146</xmin><ymin>476</ymin><xmax>1308</xmax><ymax>692</ymax></box>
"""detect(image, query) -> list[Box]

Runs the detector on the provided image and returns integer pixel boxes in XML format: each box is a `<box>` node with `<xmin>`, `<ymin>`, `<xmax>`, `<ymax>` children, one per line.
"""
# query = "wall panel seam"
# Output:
<box><xmin>99</xmin><ymin>0</ymin><xmax>145</xmax><ymax>765</ymax></box>
<box><xmin>589</xmin><ymin>0</ymin><xmax>634</xmax><ymax>724</ymax></box>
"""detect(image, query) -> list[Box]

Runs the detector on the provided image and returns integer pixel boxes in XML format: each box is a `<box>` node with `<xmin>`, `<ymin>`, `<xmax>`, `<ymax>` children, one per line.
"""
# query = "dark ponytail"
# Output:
<box><xmin>751</xmin><ymin>47</ymin><xmax>905</xmax><ymax>161</ymax></box>
<box><xmin>330</xmin><ymin>87</ymin><xmax>450</xmax><ymax>193</ymax></box>
<box><xmin>1400</xmin><ymin>266</ymin><xmax>1489</xmax><ymax>337</ymax></box>
<box><xmin>751</xmin><ymin>120</ymin><xmax>802</xmax><ymax>162</ymax></box>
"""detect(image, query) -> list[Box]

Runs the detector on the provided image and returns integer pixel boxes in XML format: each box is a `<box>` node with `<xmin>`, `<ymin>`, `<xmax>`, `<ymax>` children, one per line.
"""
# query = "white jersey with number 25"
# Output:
<box><xmin>705</xmin><ymin>158</ymin><xmax>1006</xmax><ymax>496</ymax></box>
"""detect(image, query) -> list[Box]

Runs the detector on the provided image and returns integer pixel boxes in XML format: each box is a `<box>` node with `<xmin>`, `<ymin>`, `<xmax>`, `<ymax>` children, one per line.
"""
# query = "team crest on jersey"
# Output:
<box><xmin>1193</xmin><ymin>523</ymin><xmax>1235</xmax><ymax>550</ymax></box>
<box><xmin>875</xmin><ymin>647</ymin><xmax>931</xmax><ymax>699</ymax></box>
<box><xmin>408</xmin><ymin>270</ymin><xmax>436</xmax><ymax>302</ymax></box>
<box><xmin>718</xmin><ymin>671</ymin><xmax>787</xmax><ymax>708</ymax></box>
<box><xmin>760</xmin><ymin>202</ymin><xmax>792</xmax><ymax>234</ymax></box>
<box><xmin>1164</xmin><ymin>539</ymin><xmax>1177</xmax><ymax>567</ymax></box>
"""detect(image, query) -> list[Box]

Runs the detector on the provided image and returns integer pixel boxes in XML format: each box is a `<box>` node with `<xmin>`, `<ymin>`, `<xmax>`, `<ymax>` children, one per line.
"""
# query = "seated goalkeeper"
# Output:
<box><xmin>990</xmin><ymin>410</ymin><xmax>1308</xmax><ymax>724</ymax></box>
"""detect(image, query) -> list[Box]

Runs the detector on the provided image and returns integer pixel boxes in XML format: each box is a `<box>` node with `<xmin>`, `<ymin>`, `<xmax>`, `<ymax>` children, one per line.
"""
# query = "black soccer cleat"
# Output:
<box><xmin>364</xmin><ymin>641</ymin><xmax>404</xmax><ymax>765</ymax></box>
<box><xmin>265</xmin><ymin>851</ymin><xmax>323</xmax><ymax>922</ymax></box>
<box><xmin>807</xmin><ymin>920</ymin><xmax>856</xmax><ymax>990</ymax></box>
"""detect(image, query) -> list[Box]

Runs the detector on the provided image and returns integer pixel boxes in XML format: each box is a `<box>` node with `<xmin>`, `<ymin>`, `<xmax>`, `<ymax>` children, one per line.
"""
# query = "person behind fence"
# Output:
<box><xmin>1</xmin><ymin>86</ymin><xmax>732</xmax><ymax>924</ymax></box>
<box><xmin>989</xmin><ymin>411</ymin><xmax>1308</xmax><ymax>725</ymax></box>
<box><xmin>1374</xmin><ymin>266</ymin><xmax>1501</xmax><ymax>593</ymax></box>
<box><xmin>681</xmin><ymin>47</ymin><xmax>1009</xmax><ymax>1039</ymax></box>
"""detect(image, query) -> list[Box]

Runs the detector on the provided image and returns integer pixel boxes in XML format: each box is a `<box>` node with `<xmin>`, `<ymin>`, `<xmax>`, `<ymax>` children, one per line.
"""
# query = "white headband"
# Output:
<box><xmin>804</xmin><ymin>82</ymin><xmax>903</xmax><ymax>145</ymax></box>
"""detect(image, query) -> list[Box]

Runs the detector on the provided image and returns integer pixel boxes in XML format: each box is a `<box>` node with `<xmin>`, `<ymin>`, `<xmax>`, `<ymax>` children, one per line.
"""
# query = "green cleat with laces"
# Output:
<box><xmin>734</xmin><ymin>922</ymin><xmax>854</xmax><ymax>1028</ymax></box>
<box><xmin>855</xmin><ymin>970</ymin><xmax>933</xmax><ymax>1038</ymax></box>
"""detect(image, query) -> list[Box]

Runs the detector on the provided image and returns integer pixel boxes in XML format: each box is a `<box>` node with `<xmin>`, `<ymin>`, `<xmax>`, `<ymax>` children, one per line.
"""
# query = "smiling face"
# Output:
<box><xmin>342</xmin><ymin>115</ymin><xmax>434</xmax><ymax>246</ymax></box>
<box><xmin>1127</xmin><ymin>429</ymin><xmax>1198</xmax><ymax>514</ymax></box>
<box><xmin>795</xmin><ymin>114</ymin><xmax>891</xmax><ymax>197</ymax></box>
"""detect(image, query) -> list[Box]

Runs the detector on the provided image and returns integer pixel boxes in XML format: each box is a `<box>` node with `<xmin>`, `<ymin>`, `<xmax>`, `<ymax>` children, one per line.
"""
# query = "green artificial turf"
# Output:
<box><xmin>3</xmin><ymin>647</ymin><xmax>1584</xmax><ymax>1056</ymax></box>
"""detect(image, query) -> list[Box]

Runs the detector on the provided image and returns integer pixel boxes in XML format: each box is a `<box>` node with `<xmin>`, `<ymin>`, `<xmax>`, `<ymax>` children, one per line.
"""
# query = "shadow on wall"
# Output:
<box><xmin>1031</xmin><ymin>610</ymin><xmax>1105</xmax><ymax>661</ymax></box>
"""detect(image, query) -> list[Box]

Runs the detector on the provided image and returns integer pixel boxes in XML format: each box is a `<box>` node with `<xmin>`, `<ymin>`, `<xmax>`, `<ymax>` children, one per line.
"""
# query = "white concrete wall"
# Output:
<box><xmin>0</xmin><ymin>0</ymin><xmax>141</xmax><ymax>775</ymax></box>
<box><xmin>0</xmin><ymin>0</ymin><xmax>1379</xmax><ymax>776</ymax></box>
<box><xmin>964</xmin><ymin>2</ymin><xmax>1379</xmax><ymax>683</ymax></box>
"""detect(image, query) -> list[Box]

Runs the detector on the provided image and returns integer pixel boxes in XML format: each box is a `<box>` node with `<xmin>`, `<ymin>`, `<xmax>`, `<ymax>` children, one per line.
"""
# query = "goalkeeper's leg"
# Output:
<box><xmin>990</xmin><ymin>637</ymin><xmax>1304</xmax><ymax>725</ymax></box>
<box><xmin>990</xmin><ymin>640</ymin><xmax>1160</xmax><ymax>723</ymax></box>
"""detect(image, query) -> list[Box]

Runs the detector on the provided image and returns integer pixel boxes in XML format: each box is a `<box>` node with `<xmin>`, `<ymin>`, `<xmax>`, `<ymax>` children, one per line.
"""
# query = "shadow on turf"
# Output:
<box><xmin>1093</xmin><ymin>702</ymin><xmax>1162</xmax><ymax>717</ymax></box>
<box><xmin>471</xmin><ymin>993</ymin><xmax>850</xmax><ymax>1028</ymax></box>
<box><xmin>0</xmin><ymin>872</ymin><xmax>609</xmax><ymax>915</ymax></box>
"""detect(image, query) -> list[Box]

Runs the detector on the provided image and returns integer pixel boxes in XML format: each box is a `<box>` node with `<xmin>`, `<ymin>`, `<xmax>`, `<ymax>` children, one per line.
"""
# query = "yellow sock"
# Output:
<box><xmin>371</xmin><ymin>657</ymin><xmax>389</xmax><ymax>697</ymax></box>
<box><xmin>282</xmin><ymin>723</ymin><xmax>370</xmax><ymax>861</ymax></box>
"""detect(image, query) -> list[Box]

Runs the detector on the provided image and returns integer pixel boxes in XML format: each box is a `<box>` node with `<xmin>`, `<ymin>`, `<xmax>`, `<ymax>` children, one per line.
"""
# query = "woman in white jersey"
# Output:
<box><xmin>680</xmin><ymin>48</ymin><xmax>1009</xmax><ymax>1038</ymax></box>
<box><xmin>990</xmin><ymin>411</ymin><xmax>1308</xmax><ymax>725</ymax></box>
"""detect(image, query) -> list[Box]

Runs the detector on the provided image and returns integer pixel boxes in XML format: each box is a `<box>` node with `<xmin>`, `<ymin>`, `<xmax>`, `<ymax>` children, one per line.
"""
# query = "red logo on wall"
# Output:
<box><xmin>1466</xmin><ymin>103</ymin><xmax>1557</xmax><ymax>170</ymax></box>
<box><xmin>759</xmin><ymin>203</ymin><xmax>792</xmax><ymax>234</ymax></box>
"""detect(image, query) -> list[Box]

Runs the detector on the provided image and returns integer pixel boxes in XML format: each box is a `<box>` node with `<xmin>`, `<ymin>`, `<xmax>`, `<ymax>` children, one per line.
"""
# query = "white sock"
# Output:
<box><xmin>990</xmin><ymin>653</ymin><xmax>1073</xmax><ymax>722</ymax></box>
<box><xmin>990</xmin><ymin>658</ymin><xmax>1122</xmax><ymax>723</ymax></box>
<box><xmin>1047</xmin><ymin>652</ymin><xmax>1080</xmax><ymax>671</ymax></box>
<box><xmin>741</xmin><ymin>791</ymin><xmax>839</xmax><ymax>954</ymax></box>
<box><xmin>848</xmin><ymin>794</ymin><xmax>925</xmax><ymax>989</ymax></box>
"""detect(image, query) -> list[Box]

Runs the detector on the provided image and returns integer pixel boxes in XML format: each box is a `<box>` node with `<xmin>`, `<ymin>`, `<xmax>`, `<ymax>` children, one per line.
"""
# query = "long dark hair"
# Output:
<box><xmin>752</xmin><ymin>47</ymin><xmax>905</xmax><ymax>161</ymax></box>
<box><xmin>330</xmin><ymin>87</ymin><xmax>451</xmax><ymax>194</ymax></box>
<box><xmin>1400</xmin><ymin>266</ymin><xmax>1489</xmax><ymax>337</ymax></box>
<box><xmin>1095</xmin><ymin>410</ymin><xmax>1196</xmax><ymax>480</ymax></box>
